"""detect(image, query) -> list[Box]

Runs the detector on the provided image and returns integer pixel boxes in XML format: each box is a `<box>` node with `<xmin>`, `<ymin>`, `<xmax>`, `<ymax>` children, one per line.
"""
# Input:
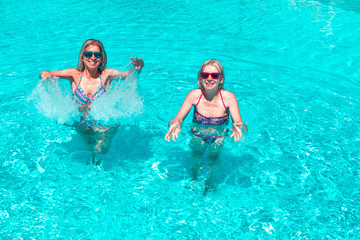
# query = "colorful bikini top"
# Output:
<box><xmin>193</xmin><ymin>91</ymin><xmax>229</xmax><ymax>125</ymax></box>
<box><xmin>73</xmin><ymin>74</ymin><xmax>106</xmax><ymax>105</ymax></box>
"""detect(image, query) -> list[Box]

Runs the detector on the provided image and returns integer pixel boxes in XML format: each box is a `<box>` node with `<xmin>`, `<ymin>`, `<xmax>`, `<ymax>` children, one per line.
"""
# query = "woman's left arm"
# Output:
<box><xmin>226</xmin><ymin>92</ymin><xmax>247</xmax><ymax>142</ymax></box>
<box><xmin>105</xmin><ymin>57</ymin><xmax>144</xmax><ymax>85</ymax></box>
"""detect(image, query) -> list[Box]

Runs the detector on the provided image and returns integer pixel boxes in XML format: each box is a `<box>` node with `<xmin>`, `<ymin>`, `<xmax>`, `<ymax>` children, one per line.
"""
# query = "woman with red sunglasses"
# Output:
<box><xmin>165</xmin><ymin>59</ymin><xmax>247</xmax><ymax>194</ymax></box>
<box><xmin>40</xmin><ymin>39</ymin><xmax>144</xmax><ymax>163</ymax></box>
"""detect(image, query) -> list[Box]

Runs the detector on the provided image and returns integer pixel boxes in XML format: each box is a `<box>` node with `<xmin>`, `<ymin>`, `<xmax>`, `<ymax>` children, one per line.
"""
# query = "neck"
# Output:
<box><xmin>203</xmin><ymin>88</ymin><xmax>220</xmax><ymax>101</ymax></box>
<box><xmin>83</xmin><ymin>67</ymin><xmax>100</xmax><ymax>80</ymax></box>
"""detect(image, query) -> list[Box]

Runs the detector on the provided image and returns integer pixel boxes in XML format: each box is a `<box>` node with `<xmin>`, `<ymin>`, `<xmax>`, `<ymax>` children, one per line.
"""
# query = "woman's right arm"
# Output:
<box><xmin>40</xmin><ymin>68</ymin><xmax>78</xmax><ymax>82</ymax></box>
<box><xmin>165</xmin><ymin>90</ymin><xmax>198</xmax><ymax>142</ymax></box>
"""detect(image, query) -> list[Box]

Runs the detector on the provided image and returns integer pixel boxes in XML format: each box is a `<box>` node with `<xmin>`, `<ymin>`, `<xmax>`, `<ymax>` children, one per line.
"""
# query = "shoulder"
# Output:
<box><xmin>188</xmin><ymin>89</ymin><xmax>202</xmax><ymax>99</ymax></box>
<box><xmin>185</xmin><ymin>89</ymin><xmax>202</xmax><ymax>104</ymax></box>
<box><xmin>69</xmin><ymin>68</ymin><xmax>82</xmax><ymax>78</ymax></box>
<box><xmin>221</xmin><ymin>89</ymin><xmax>236</xmax><ymax>99</ymax></box>
<box><xmin>189</xmin><ymin>88</ymin><xmax>202</xmax><ymax>96</ymax></box>
<box><xmin>221</xmin><ymin>89</ymin><xmax>238</xmax><ymax>105</ymax></box>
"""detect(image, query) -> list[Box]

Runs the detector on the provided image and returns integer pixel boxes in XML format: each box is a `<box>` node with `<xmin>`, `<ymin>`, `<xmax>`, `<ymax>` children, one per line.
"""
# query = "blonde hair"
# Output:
<box><xmin>77</xmin><ymin>39</ymin><xmax>107</xmax><ymax>73</ymax></box>
<box><xmin>197</xmin><ymin>59</ymin><xmax>225</xmax><ymax>90</ymax></box>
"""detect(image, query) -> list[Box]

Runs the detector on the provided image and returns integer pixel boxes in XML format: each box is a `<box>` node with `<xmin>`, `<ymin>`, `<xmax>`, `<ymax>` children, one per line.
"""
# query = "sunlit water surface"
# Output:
<box><xmin>1</xmin><ymin>0</ymin><xmax>360</xmax><ymax>239</ymax></box>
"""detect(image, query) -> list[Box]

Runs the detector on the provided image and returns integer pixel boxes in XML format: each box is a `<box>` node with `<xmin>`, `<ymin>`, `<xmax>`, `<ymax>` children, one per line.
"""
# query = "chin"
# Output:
<box><xmin>204</xmin><ymin>85</ymin><xmax>216</xmax><ymax>89</ymax></box>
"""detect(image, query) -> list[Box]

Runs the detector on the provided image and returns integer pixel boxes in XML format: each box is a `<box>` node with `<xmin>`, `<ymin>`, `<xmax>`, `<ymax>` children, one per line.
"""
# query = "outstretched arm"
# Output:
<box><xmin>226</xmin><ymin>92</ymin><xmax>247</xmax><ymax>142</ymax></box>
<box><xmin>165</xmin><ymin>90</ymin><xmax>198</xmax><ymax>142</ymax></box>
<box><xmin>40</xmin><ymin>68</ymin><xmax>77</xmax><ymax>82</ymax></box>
<box><xmin>109</xmin><ymin>57</ymin><xmax>144</xmax><ymax>79</ymax></box>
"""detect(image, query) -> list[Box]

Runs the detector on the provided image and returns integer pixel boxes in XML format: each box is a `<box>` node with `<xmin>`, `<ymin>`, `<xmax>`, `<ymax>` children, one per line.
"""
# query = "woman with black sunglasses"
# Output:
<box><xmin>40</xmin><ymin>39</ymin><xmax>144</xmax><ymax>164</ymax></box>
<box><xmin>165</xmin><ymin>59</ymin><xmax>246</xmax><ymax>195</ymax></box>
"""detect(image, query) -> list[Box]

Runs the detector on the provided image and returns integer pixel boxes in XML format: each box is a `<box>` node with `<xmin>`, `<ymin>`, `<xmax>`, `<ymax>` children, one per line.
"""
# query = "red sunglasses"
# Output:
<box><xmin>200</xmin><ymin>72</ymin><xmax>221</xmax><ymax>80</ymax></box>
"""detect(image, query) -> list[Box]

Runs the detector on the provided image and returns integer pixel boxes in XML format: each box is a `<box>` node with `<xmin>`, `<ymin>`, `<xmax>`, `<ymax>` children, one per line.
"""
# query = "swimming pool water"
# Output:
<box><xmin>1</xmin><ymin>0</ymin><xmax>360</xmax><ymax>239</ymax></box>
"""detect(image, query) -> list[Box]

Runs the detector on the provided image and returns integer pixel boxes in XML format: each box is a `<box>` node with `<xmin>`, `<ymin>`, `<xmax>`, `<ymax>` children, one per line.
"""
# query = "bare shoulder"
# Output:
<box><xmin>187</xmin><ymin>89</ymin><xmax>202</xmax><ymax>102</ymax></box>
<box><xmin>221</xmin><ymin>89</ymin><xmax>237</xmax><ymax>101</ymax></box>
<box><xmin>73</xmin><ymin>68</ymin><xmax>82</xmax><ymax>75</ymax></box>
<box><xmin>189</xmin><ymin>88</ymin><xmax>202</xmax><ymax>96</ymax></box>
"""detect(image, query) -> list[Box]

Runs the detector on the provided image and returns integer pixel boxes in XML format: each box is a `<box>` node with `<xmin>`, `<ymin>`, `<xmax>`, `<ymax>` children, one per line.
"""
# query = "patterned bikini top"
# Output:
<box><xmin>193</xmin><ymin>91</ymin><xmax>229</xmax><ymax>125</ymax></box>
<box><xmin>73</xmin><ymin>74</ymin><xmax>106</xmax><ymax>105</ymax></box>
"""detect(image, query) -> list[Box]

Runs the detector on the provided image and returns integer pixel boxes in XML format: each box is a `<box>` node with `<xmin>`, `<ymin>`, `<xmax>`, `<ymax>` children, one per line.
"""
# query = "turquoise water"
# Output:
<box><xmin>1</xmin><ymin>0</ymin><xmax>360</xmax><ymax>239</ymax></box>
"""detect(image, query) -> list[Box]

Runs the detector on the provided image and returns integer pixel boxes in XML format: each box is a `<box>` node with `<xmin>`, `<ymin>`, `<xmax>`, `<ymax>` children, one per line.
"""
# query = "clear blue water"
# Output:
<box><xmin>1</xmin><ymin>0</ymin><xmax>360</xmax><ymax>239</ymax></box>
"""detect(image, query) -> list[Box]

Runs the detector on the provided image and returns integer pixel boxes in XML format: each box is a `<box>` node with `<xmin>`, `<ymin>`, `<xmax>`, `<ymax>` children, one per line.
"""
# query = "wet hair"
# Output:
<box><xmin>77</xmin><ymin>39</ymin><xmax>107</xmax><ymax>73</ymax></box>
<box><xmin>197</xmin><ymin>59</ymin><xmax>225</xmax><ymax>90</ymax></box>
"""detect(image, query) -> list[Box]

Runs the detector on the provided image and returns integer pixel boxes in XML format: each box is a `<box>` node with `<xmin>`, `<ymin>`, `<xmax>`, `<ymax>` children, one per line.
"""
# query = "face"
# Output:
<box><xmin>82</xmin><ymin>45</ymin><xmax>102</xmax><ymax>70</ymax></box>
<box><xmin>200</xmin><ymin>65</ymin><xmax>223</xmax><ymax>90</ymax></box>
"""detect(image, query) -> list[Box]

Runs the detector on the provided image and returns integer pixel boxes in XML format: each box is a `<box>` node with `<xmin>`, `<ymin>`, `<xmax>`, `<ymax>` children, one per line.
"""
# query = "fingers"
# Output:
<box><xmin>165</xmin><ymin>126</ymin><xmax>180</xmax><ymax>142</ymax></box>
<box><xmin>130</xmin><ymin>57</ymin><xmax>144</xmax><ymax>69</ymax></box>
<box><xmin>165</xmin><ymin>129</ymin><xmax>172</xmax><ymax>142</ymax></box>
<box><xmin>165</xmin><ymin>128</ymin><xmax>175</xmax><ymax>142</ymax></box>
<box><xmin>41</xmin><ymin>76</ymin><xmax>50</xmax><ymax>82</ymax></box>
<box><xmin>165</xmin><ymin>132</ymin><xmax>178</xmax><ymax>142</ymax></box>
<box><xmin>230</xmin><ymin>128</ymin><xmax>242</xmax><ymax>142</ymax></box>
<box><xmin>230</xmin><ymin>133</ymin><xmax>239</xmax><ymax>142</ymax></box>
<box><xmin>130</xmin><ymin>56</ymin><xmax>138</xmax><ymax>63</ymax></box>
<box><xmin>40</xmin><ymin>71</ymin><xmax>51</xmax><ymax>81</ymax></box>
<box><xmin>165</xmin><ymin>134</ymin><xmax>170</xmax><ymax>142</ymax></box>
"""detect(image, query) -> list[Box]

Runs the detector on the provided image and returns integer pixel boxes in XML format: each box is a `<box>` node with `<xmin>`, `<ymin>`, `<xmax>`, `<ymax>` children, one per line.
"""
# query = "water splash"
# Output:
<box><xmin>29</xmin><ymin>72</ymin><xmax>143</xmax><ymax>126</ymax></box>
<box><xmin>29</xmin><ymin>76</ymin><xmax>78</xmax><ymax>124</ymax></box>
<box><xmin>90</xmin><ymin>72</ymin><xmax>144</xmax><ymax>125</ymax></box>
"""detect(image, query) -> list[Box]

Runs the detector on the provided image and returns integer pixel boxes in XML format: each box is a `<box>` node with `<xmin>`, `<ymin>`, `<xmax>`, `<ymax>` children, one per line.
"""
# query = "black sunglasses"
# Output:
<box><xmin>83</xmin><ymin>51</ymin><xmax>103</xmax><ymax>59</ymax></box>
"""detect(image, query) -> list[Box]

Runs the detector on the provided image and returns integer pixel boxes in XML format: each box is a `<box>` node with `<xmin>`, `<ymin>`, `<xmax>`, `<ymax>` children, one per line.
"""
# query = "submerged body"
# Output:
<box><xmin>165</xmin><ymin>59</ymin><xmax>247</xmax><ymax>194</ymax></box>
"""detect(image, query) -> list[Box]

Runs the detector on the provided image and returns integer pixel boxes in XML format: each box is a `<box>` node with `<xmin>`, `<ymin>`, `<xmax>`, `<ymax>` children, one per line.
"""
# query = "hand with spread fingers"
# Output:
<box><xmin>230</xmin><ymin>122</ymin><xmax>247</xmax><ymax>142</ymax></box>
<box><xmin>165</xmin><ymin>119</ymin><xmax>182</xmax><ymax>142</ymax></box>
<box><xmin>130</xmin><ymin>57</ymin><xmax>144</xmax><ymax>70</ymax></box>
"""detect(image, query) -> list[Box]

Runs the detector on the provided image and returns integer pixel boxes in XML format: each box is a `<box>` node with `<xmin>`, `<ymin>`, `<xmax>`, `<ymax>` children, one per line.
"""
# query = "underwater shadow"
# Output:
<box><xmin>109</xmin><ymin>124</ymin><xmax>154</xmax><ymax>161</ymax></box>
<box><xmin>160</xmin><ymin>141</ymin><xmax>258</xmax><ymax>195</ymax></box>
<box><xmin>212</xmin><ymin>147</ymin><xmax>258</xmax><ymax>189</ymax></box>
<box><xmin>57</xmin><ymin>123</ymin><xmax>154</xmax><ymax>169</ymax></box>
